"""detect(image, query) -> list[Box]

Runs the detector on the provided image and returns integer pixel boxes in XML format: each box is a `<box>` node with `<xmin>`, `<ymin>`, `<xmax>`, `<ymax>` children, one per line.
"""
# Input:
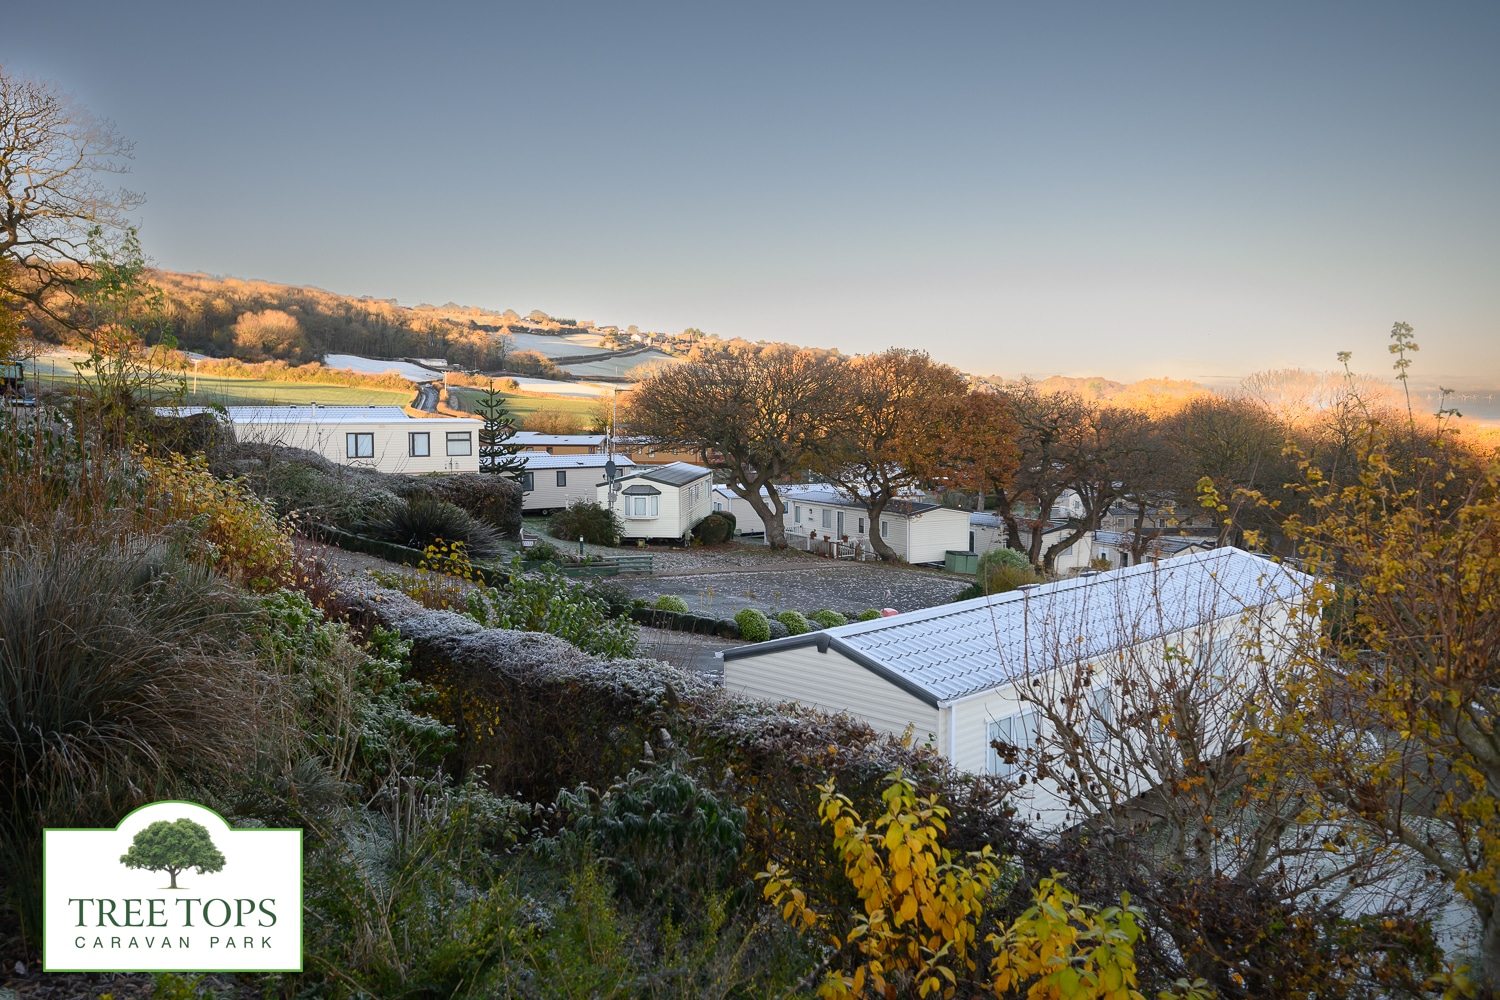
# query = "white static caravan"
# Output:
<box><xmin>519</xmin><ymin>453</ymin><xmax>635</xmax><ymax>514</ymax></box>
<box><xmin>711</xmin><ymin>484</ymin><xmax>768</xmax><ymax>536</ymax></box>
<box><xmin>781</xmin><ymin>485</ymin><xmax>969</xmax><ymax>563</ymax></box>
<box><xmin>598</xmin><ymin>462</ymin><xmax>713</xmax><ymax>543</ymax></box>
<box><xmin>721</xmin><ymin>547</ymin><xmax>1310</xmax><ymax>827</ymax></box>
<box><xmin>163</xmin><ymin>405</ymin><xmax>483</xmax><ymax>474</ymax></box>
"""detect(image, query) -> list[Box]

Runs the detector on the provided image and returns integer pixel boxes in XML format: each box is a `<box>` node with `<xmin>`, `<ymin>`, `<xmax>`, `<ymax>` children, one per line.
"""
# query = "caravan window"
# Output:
<box><xmin>989</xmin><ymin>711</ymin><xmax>1039</xmax><ymax>781</ymax></box>
<box><xmin>521</xmin><ymin>471</ymin><xmax>534</xmax><ymax>491</ymax></box>
<box><xmin>627</xmin><ymin>495</ymin><xmax>659</xmax><ymax>518</ymax></box>
<box><xmin>794</xmin><ymin>506</ymin><xmax>801</xmax><ymax>523</ymax></box>
<box><xmin>346</xmin><ymin>433</ymin><xmax>374</xmax><ymax>459</ymax></box>
<box><xmin>408</xmin><ymin>432</ymin><xmax>430</xmax><ymax>457</ymax></box>
<box><xmin>446</xmin><ymin>432</ymin><xmax>472</xmax><ymax>456</ymax></box>
<box><xmin>1088</xmin><ymin>687</ymin><xmax>1113</xmax><ymax>744</ymax></box>
<box><xmin>822</xmin><ymin>509</ymin><xmax>832</xmax><ymax>529</ymax></box>
<box><xmin>881</xmin><ymin>519</ymin><xmax>889</xmax><ymax>538</ymax></box>
<box><xmin>556</xmin><ymin>470</ymin><xmax>567</xmax><ymax>487</ymax></box>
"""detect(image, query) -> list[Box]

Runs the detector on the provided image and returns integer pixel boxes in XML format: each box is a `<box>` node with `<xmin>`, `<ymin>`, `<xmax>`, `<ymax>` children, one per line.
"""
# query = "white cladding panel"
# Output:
<box><xmin>232</xmin><ymin>418</ymin><xmax>481</xmax><ymax>474</ymax></box>
<box><xmin>722</xmin><ymin>646</ymin><xmax>940</xmax><ymax>740</ymax></box>
<box><xmin>904</xmin><ymin>507</ymin><xmax>971</xmax><ymax>564</ymax></box>
<box><xmin>522</xmin><ymin>470</ymin><xmax>604</xmax><ymax>512</ymax></box>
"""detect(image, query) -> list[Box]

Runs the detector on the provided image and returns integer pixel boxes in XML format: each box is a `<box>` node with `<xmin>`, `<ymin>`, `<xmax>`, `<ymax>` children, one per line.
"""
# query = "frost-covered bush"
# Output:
<box><xmin>653</xmin><ymin>594</ymin><xmax>690</xmax><ymax>613</ymax></box>
<box><xmin>767</xmin><ymin>619</ymin><xmax>790</xmax><ymax>640</ymax></box>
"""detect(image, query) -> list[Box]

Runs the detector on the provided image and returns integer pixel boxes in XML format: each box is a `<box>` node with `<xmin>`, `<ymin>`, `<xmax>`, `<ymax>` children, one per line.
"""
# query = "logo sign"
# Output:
<box><xmin>44</xmin><ymin>801</ymin><xmax>302</xmax><ymax>972</ymax></box>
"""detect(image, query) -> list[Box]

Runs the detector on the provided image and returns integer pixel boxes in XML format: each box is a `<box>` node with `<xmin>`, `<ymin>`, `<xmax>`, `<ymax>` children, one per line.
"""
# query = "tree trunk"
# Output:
<box><xmin>734</xmin><ymin>481</ymin><xmax>789</xmax><ymax>549</ymax></box>
<box><xmin>865</xmin><ymin>497</ymin><xmax>899</xmax><ymax>561</ymax></box>
<box><xmin>1480</xmin><ymin>893</ymin><xmax>1500</xmax><ymax>995</ymax></box>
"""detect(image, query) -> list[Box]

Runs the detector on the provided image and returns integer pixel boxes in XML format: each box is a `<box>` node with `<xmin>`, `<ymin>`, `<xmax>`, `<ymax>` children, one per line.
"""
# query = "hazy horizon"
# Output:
<box><xmin>6</xmin><ymin>2</ymin><xmax>1498</xmax><ymax>380</ymax></box>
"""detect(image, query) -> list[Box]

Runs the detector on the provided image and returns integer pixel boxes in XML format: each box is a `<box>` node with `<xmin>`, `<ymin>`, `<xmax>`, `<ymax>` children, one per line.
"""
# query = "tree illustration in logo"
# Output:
<box><xmin>120</xmin><ymin>818</ymin><xmax>226</xmax><ymax>889</ymax></box>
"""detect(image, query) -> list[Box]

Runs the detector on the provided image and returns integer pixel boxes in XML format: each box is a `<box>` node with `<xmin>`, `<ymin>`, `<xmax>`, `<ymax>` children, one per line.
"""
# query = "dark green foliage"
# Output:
<box><xmin>692</xmin><ymin>512</ymin><xmax>733</xmax><ymax>545</ymax></box>
<box><xmin>857</xmin><ymin>608</ymin><xmax>883</xmax><ymax>621</ymax></box>
<box><xmin>416</xmin><ymin>473</ymin><xmax>523</xmax><ymax>538</ymax></box>
<box><xmin>554</xmin><ymin>763</ymin><xmax>746</xmax><ymax>909</ymax></box>
<box><xmin>550</xmin><ymin>499</ymin><xmax>623</xmax><ymax>546</ymax></box>
<box><xmin>365</xmin><ymin>496</ymin><xmax>500</xmax><ymax>557</ymax></box>
<box><xmin>526</xmin><ymin>538</ymin><xmax>562</xmax><ymax>563</ymax></box>
<box><xmin>735</xmin><ymin>607</ymin><xmax>771</xmax><ymax>642</ymax></box>
<box><xmin>582</xmin><ymin>577</ymin><xmax>636</xmax><ymax>617</ymax></box>
<box><xmin>473</xmin><ymin>380</ymin><xmax>527</xmax><ymax>479</ymax></box>
<box><xmin>809</xmin><ymin>609</ymin><xmax>848</xmax><ymax>629</ymax></box>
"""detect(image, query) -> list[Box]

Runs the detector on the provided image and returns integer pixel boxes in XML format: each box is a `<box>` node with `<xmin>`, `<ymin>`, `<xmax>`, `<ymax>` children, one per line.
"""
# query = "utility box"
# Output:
<box><xmin>945</xmin><ymin>549</ymin><xmax>979</xmax><ymax>575</ymax></box>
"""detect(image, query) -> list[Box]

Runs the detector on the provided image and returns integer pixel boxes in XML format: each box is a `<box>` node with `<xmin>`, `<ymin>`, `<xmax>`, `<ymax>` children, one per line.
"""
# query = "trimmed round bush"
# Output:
<box><xmin>856</xmin><ymin>608</ymin><xmax>882</xmax><ymax>622</ymax></box>
<box><xmin>766</xmin><ymin>618</ymin><xmax>789</xmax><ymax>640</ymax></box>
<box><xmin>775</xmin><ymin>610</ymin><xmax>810</xmax><ymax>635</ymax></box>
<box><xmin>653</xmin><ymin>594</ymin><xmax>690</xmax><ymax>613</ymax></box>
<box><xmin>550</xmin><ymin>500</ymin><xmax>623</xmax><ymax>546</ymax></box>
<box><xmin>692</xmin><ymin>513</ymin><xmax>733</xmax><ymax>546</ymax></box>
<box><xmin>809</xmin><ymin>609</ymin><xmax>848</xmax><ymax>629</ymax></box>
<box><xmin>734</xmin><ymin>607</ymin><xmax>771</xmax><ymax>642</ymax></box>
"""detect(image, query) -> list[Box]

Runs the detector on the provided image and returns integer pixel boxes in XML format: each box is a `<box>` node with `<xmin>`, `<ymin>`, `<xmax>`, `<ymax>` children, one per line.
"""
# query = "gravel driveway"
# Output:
<box><xmin>621</xmin><ymin>561</ymin><xmax>970</xmax><ymax>617</ymax></box>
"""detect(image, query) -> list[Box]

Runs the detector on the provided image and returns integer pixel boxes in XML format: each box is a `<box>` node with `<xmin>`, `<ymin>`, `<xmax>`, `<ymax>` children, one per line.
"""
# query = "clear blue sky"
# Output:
<box><xmin>7</xmin><ymin>2</ymin><xmax>1498</xmax><ymax>381</ymax></box>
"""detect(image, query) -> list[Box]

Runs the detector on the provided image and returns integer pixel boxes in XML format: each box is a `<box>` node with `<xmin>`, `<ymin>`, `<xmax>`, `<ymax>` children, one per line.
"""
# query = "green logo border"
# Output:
<box><xmin>43</xmin><ymin>799</ymin><xmax>304</xmax><ymax>974</ymax></box>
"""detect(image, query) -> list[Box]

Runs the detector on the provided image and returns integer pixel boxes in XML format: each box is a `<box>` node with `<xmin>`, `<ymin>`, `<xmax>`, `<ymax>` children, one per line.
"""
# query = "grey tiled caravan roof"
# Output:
<box><xmin>630</xmin><ymin>461</ymin><xmax>711</xmax><ymax>486</ymax></box>
<box><xmin>722</xmin><ymin>547</ymin><xmax>1311</xmax><ymax>706</ymax></box>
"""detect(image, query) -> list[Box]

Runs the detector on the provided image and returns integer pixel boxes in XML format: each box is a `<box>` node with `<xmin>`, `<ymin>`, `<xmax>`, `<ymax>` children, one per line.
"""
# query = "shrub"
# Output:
<box><xmin>212</xmin><ymin>442</ymin><xmax>400</xmax><ymax>529</ymax></box>
<box><xmin>139</xmin><ymin>452</ymin><xmax>294</xmax><ymax>591</ymax></box>
<box><xmin>366</xmin><ymin>497</ymin><xmax>500</xmax><ymax>557</ymax></box>
<box><xmin>691</xmin><ymin>512</ymin><xmax>733</xmax><ymax>545</ymax></box>
<box><xmin>527</xmin><ymin>538</ymin><xmax>562</xmax><ymax>563</ymax></box>
<box><xmin>776</xmin><ymin>610</ymin><xmax>811</xmax><ymax>635</ymax></box>
<box><xmin>767</xmin><ymin>618</ymin><xmax>790</xmax><ymax>640</ymax></box>
<box><xmin>809</xmin><ymin>609</ymin><xmax>848</xmax><ymax>629</ymax></box>
<box><xmin>967</xmin><ymin>548</ymin><xmax>1042</xmax><ymax>598</ymax></box>
<box><xmin>735</xmin><ymin>607</ymin><xmax>771</xmax><ymax>642</ymax></box>
<box><xmin>553</xmin><ymin>762</ymin><xmax>747</xmax><ymax>909</ymax></box>
<box><xmin>466</xmin><ymin>562</ymin><xmax>638</xmax><ymax>658</ymax></box>
<box><xmin>654</xmin><ymin>594</ymin><xmax>690</xmax><ymax>613</ymax></box>
<box><xmin>856</xmin><ymin>608</ymin><xmax>882</xmax><ymax>622</ymax></box>
<box><xmin>550</xmin><ymin>500</ymin><xmax>623</xmax><ymax>546</ymax></box>
<box><xmin>417</xmin><ymin>474</ymin><xmax>523</xmax><ymax>538</ymax></box>
<box><xmin>0</xmin><ymin>530</ymin><xmax>256</xmax><ymax>937</ymax></box>
<box><xmin>583</xmin><ymin>578</ymin><xmax>636</xmax><ymax>617</ymax></box>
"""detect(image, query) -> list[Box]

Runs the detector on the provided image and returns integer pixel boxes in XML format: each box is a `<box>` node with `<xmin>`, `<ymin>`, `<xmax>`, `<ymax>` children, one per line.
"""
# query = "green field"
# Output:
<box><xmin>178</xmin><ymin>374</ymin><xmax>413</xmax><ymax>407</ymax></box>
<box><xmin>445</xmin><ymin>386</ymin><xmax>598</xmax><ymax>421</ymax></box>
<box><xmin>28</xmin><ymin>356</ymin><xmax>416</xmax><ymax>407</ymax></box>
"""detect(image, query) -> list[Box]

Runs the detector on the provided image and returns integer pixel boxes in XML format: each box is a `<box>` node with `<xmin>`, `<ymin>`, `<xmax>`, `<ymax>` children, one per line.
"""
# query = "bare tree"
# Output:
<box><xmin>0</xmin><ymin>68</ymin><xmax>141</xmax><ymax>326</ymax></box>
<box><xmin>999</xmin><ymin>567</ymin><xmax>1438</xmax><ymax>986</ymax></box>
<box><xmin>626</xmin><ymin>343</ymin><xmax>842</xmax><ymax>548</ymax></box>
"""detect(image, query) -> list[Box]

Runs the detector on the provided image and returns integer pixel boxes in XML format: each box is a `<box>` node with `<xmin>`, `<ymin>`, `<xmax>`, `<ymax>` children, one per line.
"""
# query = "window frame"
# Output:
<box><xmin>445</xmin><ymin>431</ymin><xmax>473</xmax><ymax>456</ymax></box>
<box><xmin>989</xmin><ymin>710</ymin><xmax>1039</xmax><ymax>780</ymax></box>
<box><xmin>408</xmin><ymin>431</ymin><xmax>430</xmax><ymax>457</ymax></box>
<box><xmin>346</xmin><ymin>432</ymin><xmax>374</xmax><ymax>459</ymax></box>
<box><xmin>556</xmin><ymin>469</ymin><xmax>567</xmax><ymax>487</ymax></box>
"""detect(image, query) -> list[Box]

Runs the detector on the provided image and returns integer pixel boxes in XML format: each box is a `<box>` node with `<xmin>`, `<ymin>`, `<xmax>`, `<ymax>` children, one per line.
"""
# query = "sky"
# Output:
<box><xmin>6</xmin><ymin>2</ymin><xmax>1499</xmax><ymax>381</ymax></box>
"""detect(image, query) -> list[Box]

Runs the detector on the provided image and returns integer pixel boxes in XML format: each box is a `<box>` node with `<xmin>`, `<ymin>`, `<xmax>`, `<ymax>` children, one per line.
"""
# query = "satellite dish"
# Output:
<box><xmin>605</xmin><ymin>459</ymin><xmax>617</xmax><ymax>482</ymax></box>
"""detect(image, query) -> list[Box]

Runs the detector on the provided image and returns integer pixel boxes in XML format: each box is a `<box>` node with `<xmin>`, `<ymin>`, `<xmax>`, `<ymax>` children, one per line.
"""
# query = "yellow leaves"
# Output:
<box><xmin>761</xmin><ymin>771</ymin><xmax>1147</xmax><ymax>1000</ymax></box>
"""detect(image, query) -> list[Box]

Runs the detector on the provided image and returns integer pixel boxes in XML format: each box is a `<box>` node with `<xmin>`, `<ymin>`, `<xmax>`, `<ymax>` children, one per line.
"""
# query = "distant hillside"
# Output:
<box><xmin>142</xmin><ymin>271</ymin><xmax>517</xmax><ymax>369</ymax></box>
